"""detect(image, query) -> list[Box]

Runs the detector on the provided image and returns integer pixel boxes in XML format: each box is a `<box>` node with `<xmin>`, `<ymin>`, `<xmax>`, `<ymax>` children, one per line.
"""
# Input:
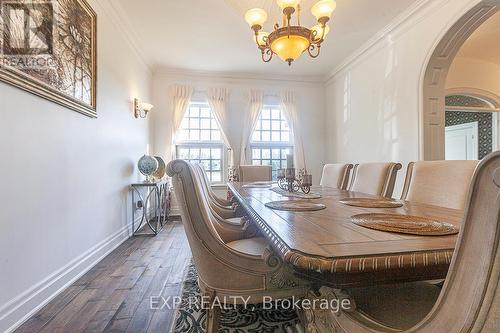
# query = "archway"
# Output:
<box><xmin>421</xmin><ymin>0</ymin><xmax>500</xmax><ymax>160</ymax></box>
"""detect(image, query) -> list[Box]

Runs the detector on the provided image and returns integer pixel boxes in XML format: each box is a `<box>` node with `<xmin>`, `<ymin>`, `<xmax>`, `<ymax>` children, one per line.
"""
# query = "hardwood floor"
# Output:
<box><xmin>15</xmin><ymin>221</ymin><xmax>191</xmax><ymax>333</ymax></box>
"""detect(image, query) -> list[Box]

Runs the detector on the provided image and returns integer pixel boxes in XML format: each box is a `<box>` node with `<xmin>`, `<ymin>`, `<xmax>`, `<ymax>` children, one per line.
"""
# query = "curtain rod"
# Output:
<box><xmin>193</xmin><ymin>88</ymin><xmax>279</xmax><ymax>97</ymax></box>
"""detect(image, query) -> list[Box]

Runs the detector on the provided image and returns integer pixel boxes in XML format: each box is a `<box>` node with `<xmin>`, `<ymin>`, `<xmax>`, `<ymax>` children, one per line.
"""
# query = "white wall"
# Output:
<box><xmin>150</xmin><ymin>70</ymin><xmax>326</xmax><ymax>184</ymax></box>
<box><xmin>0</xmin><ymin>1</ymin><xmax>152</xmax><ymax>331</ymax></box>
<box><xmin>323</xmin><ymin>0</ymin><xmax>484</xmax><ymax>195</ymax></box>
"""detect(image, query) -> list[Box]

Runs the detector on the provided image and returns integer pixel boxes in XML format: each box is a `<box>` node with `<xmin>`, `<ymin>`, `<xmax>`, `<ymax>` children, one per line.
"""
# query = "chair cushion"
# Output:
<box><xmin>347</xmin><ymin>282</ymin><xmax>441</xmax><ymax>330</ymax></box>
<box><xmin>226</xmin><ymin>217</ymin><xmax>245</xmax><ymax>226</ymax></box>
<box><xmin>226</xmin><ymin>237</ymin><xmax>269</xmax><ymax>256</ymax></box>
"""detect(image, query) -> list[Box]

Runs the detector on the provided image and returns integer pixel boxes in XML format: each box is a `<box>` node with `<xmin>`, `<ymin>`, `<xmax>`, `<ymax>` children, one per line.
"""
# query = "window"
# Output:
<box><xmin>176</xmin><ymin>103</ymin><xmax>224</xmax><ymax>183</ymax></box>
<box><xmin>251</xmin><ymin>105</ymin><xmax>293</xmax><ymax>180</ymax></box>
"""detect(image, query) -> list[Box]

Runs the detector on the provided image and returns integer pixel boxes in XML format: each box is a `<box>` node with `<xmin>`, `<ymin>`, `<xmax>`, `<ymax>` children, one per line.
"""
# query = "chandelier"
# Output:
<box><xmin>244</xmin><ymin>0</ymin><xmax>336</xmax><ymax>66</ymax></box>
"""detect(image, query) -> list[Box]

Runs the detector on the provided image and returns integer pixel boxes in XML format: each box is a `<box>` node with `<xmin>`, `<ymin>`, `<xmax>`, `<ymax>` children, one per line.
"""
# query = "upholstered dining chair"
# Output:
<box><xmin>167</xmin><ymin>160</ymin><xmax>310</xmax><ymax>332</ymax></box>
<box><xmin>320</xmin><ymin>163</ymin><xmax>354</xmax><ymax>190</ymax></box>
<box><xmin>401</xmin><ymin>160</ymin><xmax>479</xmax><ymax>210</ymax></box>
<box><xmin>349</xmin><ymin>162</ymin><xmax>402</xmax><ymax>197</ymax></box>
<box><xmin>239</xmin><ymin>165</ymin><xmax>272</xmax><ymax>182</ymax></box>
<box><xmin>195</xmin><ymin>164</ymin><xmax>233</xmax><ymax>207</ymax></box>
<box><xmin>300</xmin><ymin>151</ymin><xmax>500</xmax><ymax>333</ymax></box>
<box><xmin>193</xmin><ymin>164</ymin><xmax>242</xmax><ymax>221</ymax></box>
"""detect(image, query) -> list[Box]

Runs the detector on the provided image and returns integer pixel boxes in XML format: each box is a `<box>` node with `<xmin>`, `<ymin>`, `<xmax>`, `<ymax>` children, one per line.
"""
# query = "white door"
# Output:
<box><xmin>445</xmin><ymin>122</ymin><xmax>478</xmax><ymax>160</ymax></box>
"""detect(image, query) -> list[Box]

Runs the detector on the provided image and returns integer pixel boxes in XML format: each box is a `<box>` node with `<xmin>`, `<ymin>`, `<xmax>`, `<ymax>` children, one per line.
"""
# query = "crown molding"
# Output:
<box><xmin>324</xmin><ymin>0</ymin><xmax>443</xmax><ymax>84</ymax></box>
<box><xmin>91</xmin><ymin>0</ymin><xmax>153</xmax><ymax>74</ymax></box>
<box><xmin>154</xmin><ymin>66</ymin><xmax>325</xmax><ymax>85</ymax></box>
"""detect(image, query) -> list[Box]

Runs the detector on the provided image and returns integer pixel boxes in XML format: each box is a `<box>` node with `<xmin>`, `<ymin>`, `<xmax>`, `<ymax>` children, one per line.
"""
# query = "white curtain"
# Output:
<box><xmin>171</xmin><ymin>85</ymin><xmax>193</xmax><ymax>159</ymax></box>
<box><xmin>240</xmin><ymin>90</ymin><xmax>264</xmax><ymax>165</ymax></box>
<box><xmin>207</xmin><ymin>87</ymin><xmax>233</xmax><ymax>165</ymax></box>
<box><xmin>280</xmin><ymin>91</ymin><xmax>306</xmax><ymax>172</ymax></box>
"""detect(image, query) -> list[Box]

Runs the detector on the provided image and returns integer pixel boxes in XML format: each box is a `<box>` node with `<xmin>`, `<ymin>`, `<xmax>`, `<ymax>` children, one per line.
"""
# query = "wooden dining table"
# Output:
<box><xmin>228</xmin><ymin>182</ymin><xmax>463</xmax><ymax>288</ymax></box>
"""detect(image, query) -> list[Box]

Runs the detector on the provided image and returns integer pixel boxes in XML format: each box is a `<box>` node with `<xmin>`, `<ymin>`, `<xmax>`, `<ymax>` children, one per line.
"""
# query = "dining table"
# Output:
<box><xmin>228</xmin><ymin>182</ymin><xmax>463</xmax><ymax>288</ymax></box>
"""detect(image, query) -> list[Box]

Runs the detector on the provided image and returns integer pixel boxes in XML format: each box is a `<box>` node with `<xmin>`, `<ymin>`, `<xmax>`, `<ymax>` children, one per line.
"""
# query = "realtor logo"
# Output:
<box><xmin>2</xmin><ymin>0</ymin><xmax>54</xmax><ymax>56</ymax></box>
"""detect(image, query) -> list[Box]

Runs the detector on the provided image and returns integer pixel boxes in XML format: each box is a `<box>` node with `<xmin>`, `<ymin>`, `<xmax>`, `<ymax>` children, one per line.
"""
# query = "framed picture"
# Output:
<box><xmin>0</xmin><ymin>0</ymin><xmax>97</xmax><ymax>117</ymax></box>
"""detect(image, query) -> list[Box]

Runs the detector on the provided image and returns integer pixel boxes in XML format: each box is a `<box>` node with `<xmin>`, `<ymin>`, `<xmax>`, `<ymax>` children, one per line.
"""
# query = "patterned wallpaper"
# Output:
<box><xmin>445</xmin><ymin>95</ymin><xmax>491</xmax><ymax>108</ymax></box>
<box><xmin>445</xmin><ymin>111</ymin><xmax>493</xmax><ymax>159</ymax></box>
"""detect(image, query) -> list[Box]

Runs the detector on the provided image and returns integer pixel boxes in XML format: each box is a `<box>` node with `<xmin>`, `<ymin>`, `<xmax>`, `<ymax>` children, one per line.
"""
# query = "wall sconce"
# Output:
<box><xmin>134</xmin><ymin>98</ymin><xmax>154</xmax><ymax>118</ymax></box>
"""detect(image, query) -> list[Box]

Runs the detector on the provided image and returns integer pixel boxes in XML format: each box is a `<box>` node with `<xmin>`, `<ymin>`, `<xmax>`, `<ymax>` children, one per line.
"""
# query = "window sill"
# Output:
<box><xmin>211</xmin><ymin>183</ymin><xmax>228</xmax><ymax>190</ymax></box>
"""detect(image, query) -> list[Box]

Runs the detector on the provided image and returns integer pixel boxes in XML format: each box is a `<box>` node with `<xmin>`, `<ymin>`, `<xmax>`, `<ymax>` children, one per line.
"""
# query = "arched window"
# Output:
<box><xmin>176</xmin><ymin>102</ymin><xmax>224</xmax><ymax>183</ymax></box>
<box><xmin>250</xmin><ymin>105</ymin><xmax>294</xmax><ymax>180</ymax></box>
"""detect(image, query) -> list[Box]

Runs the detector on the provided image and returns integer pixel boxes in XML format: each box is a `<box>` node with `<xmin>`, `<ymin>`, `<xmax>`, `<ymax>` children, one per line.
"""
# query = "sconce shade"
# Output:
<box><xmin>245</xmin><ymin>8</ymin><xmax>268</xmax><ymax>28</ymax></box>
<box><xmin>311</xmin><ymin>0</ymin><xmax>336</xmax><ymax>21</ymax></box>
<box><xmin>141</xmin><ymin>102</ymin><xmax>154</xmax><ymax>112</ymax></box>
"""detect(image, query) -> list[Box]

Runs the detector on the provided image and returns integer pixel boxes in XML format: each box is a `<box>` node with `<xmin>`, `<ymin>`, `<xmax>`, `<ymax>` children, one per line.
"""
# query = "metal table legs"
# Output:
<box><xmin>131</xmin><ymin>183</ymin><xmax>169</xmax><ymax>236</ymax></box>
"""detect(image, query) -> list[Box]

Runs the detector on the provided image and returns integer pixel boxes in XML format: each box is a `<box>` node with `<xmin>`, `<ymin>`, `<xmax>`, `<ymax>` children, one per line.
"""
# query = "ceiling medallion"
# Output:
<box><xmin>245</xmin><ymin>0</ymin><xmax>336</xmax><ymax>66</ymax></box>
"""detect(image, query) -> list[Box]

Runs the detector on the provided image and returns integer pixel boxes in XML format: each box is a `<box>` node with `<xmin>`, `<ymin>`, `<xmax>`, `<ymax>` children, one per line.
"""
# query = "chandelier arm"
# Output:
<box><xmin>307</xmin><ymin>44</ymin><xmax>321</xmax><ymax>58</ymax></box>
<box><xmin>261</xmin><ymin>48</ymin><xmax>273</xmax><ymax>62</ymax></box>
<box><xmin>318</xmin><ymin>22</ymin><xmax>327</xmax><ymax>41</ymax></box>
<box><xmin>310</xmin><ymin>29</ymin><xmax>318</xmax><ymax>42</ymax></box>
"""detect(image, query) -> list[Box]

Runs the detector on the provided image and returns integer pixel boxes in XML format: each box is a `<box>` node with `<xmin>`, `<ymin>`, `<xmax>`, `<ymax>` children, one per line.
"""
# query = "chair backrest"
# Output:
<box><xmin>410</xmin><ymin>151</ymin><xmax>500</xmax><ymax>332</ymax></box>
<box><xmin>320</xmin><ymin>163</ymin><xmax>354</xmax><ymax>190</ymax></box>
<box><xmin>166</xmin><ymin>161</ymin><xmax>230</xmax><ymax>279</ymax></box>
<box><xmin>401</xmin><ymin>160</ymin><xmax>479</xmax><ymax>210</ymax></box>
<box><xmin>193</xmin><ymin>163</ymin><xmax>222</xmax><ymax>204</ymax></box>
<box><xmin>349</xmin><ymin>162</ymin><xmax>402</xmax><ymax>197</ymax></box>
<box><xmin>239</xmin><ymin>165</ymin><xmax>272</xmax><ymax>182</ymax></box>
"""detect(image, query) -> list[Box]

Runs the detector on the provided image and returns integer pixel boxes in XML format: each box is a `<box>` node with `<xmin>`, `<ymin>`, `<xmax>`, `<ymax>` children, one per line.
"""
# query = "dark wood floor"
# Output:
<box><xmin>15</xmin><ymin>221</ymin><xmax>191</xmax><ymax>333</ymax></box>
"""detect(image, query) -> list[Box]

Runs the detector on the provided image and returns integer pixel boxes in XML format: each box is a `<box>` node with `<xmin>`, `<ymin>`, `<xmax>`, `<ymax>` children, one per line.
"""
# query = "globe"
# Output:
<box><xmin>138</xmin><ymin>155</ymin><xmax>159</xmax><ymax>177</ymax></box>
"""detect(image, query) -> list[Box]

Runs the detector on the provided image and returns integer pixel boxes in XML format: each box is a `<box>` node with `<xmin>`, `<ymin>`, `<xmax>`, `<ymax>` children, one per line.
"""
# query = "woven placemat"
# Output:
<box><xmin>271</xmin><ymin>187</ymin><xmax>322</xmax><ymax>199</ymax></box>
<box><xmin>265</xmin><ymin>200</ymin><xmax>326</xmax><ymax>212</ymax></box>
<box><xmin>340</xmin><ymin>197</ymin><xmax>403</xmax><ymax>208</ymax></box>
<box><xmin>351</xmin><ymin>213</ymin><xmax>459</xmax><ymax>236</ymax></box>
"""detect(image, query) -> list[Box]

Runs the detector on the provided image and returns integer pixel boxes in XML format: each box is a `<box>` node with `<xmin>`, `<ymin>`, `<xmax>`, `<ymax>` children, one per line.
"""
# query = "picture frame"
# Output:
<box><xmin>0</xmin><ymin>0</ymin><xmax>97</xmax><ymax>117</ymax></box>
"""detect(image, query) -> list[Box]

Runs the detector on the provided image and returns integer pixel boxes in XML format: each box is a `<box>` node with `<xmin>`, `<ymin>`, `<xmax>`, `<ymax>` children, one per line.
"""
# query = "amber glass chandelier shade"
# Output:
<box><xmin>311</xmin><ymin>0</ymin><xmax>337</xmax><ymax>21</ymax></box>
<box><xmin>276</xmin><ymin>0</ymin><xmax>301</xmax><ymax>10</ymax></box>
<box><xmin>255</xmin><ymin>31</ymin><xmax>270</xmax><ymax>47</ymax></box>
<box><xmin>244</xmin><ymin>8</ymin><xmax>268</xmax><ymax>28</ymax></box>
<box><xmin>271</xmin><ymin>35</ymin><xmax>310</xmax><ymax>63</ymax></box>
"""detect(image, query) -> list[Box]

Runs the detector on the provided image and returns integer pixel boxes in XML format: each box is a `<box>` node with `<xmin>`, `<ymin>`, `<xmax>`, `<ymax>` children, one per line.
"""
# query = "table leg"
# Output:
<box><xmin>297</xmin><ymin>288</ymin><xmax>357</xmax><ymax>333</ymax></box>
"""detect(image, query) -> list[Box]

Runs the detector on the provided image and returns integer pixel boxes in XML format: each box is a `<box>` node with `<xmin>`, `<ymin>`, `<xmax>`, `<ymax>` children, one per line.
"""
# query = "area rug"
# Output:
<box><xmin>171</xmin><ymin>262</ymin><xmax>302</xmax><ymax>333</ymax></box>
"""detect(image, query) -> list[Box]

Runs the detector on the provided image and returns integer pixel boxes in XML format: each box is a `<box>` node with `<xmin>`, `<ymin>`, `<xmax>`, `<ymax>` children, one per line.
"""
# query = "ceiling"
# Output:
<box><xmin>111</xmin><ymin>0</ymin><xmax>418</xmax><ymax>76</ymax></box>
<box><xmin>456</xmin><ymin>12</ymin><xmax>500</xmax><ymax>64</ymax></box>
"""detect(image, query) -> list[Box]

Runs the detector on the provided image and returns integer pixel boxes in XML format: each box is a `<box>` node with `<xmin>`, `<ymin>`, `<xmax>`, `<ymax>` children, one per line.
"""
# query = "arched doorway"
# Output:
<box><xmin>421</xmin><ymin>0</ymin><xmax>500</xmax><ymax>160</ymax></box>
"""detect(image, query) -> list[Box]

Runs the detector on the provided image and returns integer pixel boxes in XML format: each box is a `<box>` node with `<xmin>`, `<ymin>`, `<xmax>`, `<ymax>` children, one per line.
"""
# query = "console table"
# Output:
<box><xmin>130</xmin><ymin>180</ymin><xmax>170</xmax><ymax>236</ymax></box>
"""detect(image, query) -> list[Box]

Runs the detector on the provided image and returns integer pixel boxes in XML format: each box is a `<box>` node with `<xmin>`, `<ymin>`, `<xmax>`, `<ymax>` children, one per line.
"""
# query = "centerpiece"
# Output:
<box><xmin>277</xmin><ymin>154</ymin><xmax>313</xmax><ymax>194</ymax></box>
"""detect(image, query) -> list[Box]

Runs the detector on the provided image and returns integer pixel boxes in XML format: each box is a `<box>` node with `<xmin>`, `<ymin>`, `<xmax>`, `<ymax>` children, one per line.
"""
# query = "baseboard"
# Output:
<box><xmin>0</xmin><ymin>222</ymin><xmax>134</xmax><ymax>333</ymax></box>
